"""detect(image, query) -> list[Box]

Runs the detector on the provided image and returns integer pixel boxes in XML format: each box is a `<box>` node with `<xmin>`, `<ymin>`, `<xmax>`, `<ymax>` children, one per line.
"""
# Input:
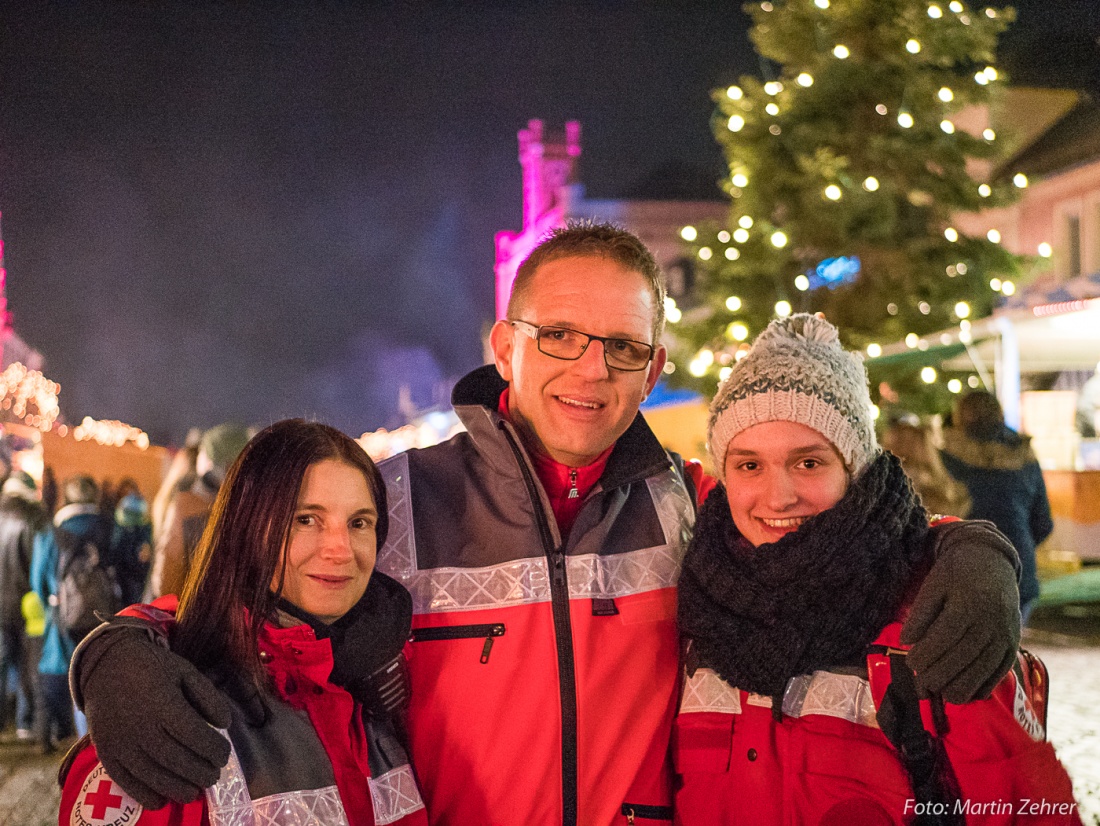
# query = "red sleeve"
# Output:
<box><xmin>60</xmin><ymin>741</ymin><xmax>208</xmax><ymax>826</ymax></box>
<box><xmin>684</xmin><ymin>460</ymin><xmax>717</xmax><ymax>509</ymax></box>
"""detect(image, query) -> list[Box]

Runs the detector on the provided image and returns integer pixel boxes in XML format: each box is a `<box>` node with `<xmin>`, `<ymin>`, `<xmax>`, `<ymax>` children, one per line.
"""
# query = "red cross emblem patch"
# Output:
<box><xmin>72</xmin><ymin>763</ymin><xmax>142</xmax><ymax>826</ymax></box>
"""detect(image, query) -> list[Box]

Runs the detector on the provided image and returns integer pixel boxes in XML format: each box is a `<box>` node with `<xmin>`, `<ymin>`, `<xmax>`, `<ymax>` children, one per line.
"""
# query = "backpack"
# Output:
<box><xmin>55</xmin><ymin>522</ymin><xmax>121</xmax><ymax>643</ymax></box>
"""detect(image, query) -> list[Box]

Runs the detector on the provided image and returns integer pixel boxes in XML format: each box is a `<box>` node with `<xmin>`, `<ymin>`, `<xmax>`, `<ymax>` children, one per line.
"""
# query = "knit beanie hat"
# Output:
<box><xmin>1</xmin><ymin>470</ymin><xmax>36</xmax><ymax>501</ymax></box>
<box><xmin>708</xmin><ymin>314</ymin><xmax>878</xmax><ymax>475</ymax></box>
<box><xmin>200</xmin><ymin>423</ymin><xmax>251</xmax><ymax>478</ymax></box>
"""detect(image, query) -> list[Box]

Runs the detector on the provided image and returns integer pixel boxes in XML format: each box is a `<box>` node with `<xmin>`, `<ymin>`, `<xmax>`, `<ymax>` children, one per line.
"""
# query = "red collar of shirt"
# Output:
<box><xmin>498</xmin><ymin>388</ymin><xmax>612</xmax><ymax>536</ymax></box>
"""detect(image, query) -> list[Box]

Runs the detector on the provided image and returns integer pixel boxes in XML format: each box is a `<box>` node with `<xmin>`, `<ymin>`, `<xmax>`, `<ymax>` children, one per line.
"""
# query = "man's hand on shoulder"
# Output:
<box><xmin>901</xmin><ymin>519</ymin><xmax>1021</xmax><ymax>704</ymax></box>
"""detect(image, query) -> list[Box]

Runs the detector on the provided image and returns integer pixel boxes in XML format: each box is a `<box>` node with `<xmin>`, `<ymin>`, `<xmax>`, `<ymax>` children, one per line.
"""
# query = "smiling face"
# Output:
<box><xmin>490</xmin><ymin>254</ymin><xmax>667</xmax><ymax>467</ymax></box>
<box><xmin>275</xmin><ymin>458</ymin><xmax>379</xmax><ymax>624</ymax></box>
<box><xmin>723</xmin><ymin>420</ymin><xmax>850</xmax><ymax>547</ymax></box>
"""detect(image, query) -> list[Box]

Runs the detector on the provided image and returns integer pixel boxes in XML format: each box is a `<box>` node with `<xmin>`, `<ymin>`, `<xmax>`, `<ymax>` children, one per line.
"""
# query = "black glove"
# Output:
<box><xmin>78</xmin><ymin>624</ymin><xmax>233</xmax><ymax>809</ymax></box>
<box><xmin>328</xmin><ymin>572</ymin><xmax>413</xmax><ymax>719</ymax></box>
<box><xmin>901</xmin><ymin>520</ymin><xmax>1021</xmax><ymax>704</ymax></box>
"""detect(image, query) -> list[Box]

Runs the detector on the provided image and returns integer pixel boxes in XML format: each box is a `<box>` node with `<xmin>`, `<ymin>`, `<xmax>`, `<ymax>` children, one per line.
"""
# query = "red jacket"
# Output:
<box><xmin>377</xmin><ymin>366</ymin><xmax>696</xmax><ymax>825</ymax></box>
<box><xmin>61</xmin><ymin>597</ymin><xmax>427</xmax><ymax>826</ymax></box>
<box><xmin>673</xmin><ymin>621</ymin><xmax>1080</xmax><ymax>825</ymax></box>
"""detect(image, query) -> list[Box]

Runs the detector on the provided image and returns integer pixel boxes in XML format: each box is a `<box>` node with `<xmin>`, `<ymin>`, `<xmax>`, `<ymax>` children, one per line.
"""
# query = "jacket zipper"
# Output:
<box><xmin>411</xmin><ymin>623</ymin><xmax>506</xmax><ymax>664</ymax></box>
<box><xmin>500</xmin><ymin>422</ymin><xmax>579</xmax><ymax>826</ymax></box>
<box><xmin>622</xmin><ymin>803</ymin><xmax>673</xmax><ymax>823</ymax></box>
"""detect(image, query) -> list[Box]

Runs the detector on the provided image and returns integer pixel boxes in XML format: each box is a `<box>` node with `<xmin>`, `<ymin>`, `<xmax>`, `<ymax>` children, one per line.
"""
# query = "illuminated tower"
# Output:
<box><xmin>493</xmin><ymin>120</ymin><xmax>582</xmax><ymax>320</ymax></box>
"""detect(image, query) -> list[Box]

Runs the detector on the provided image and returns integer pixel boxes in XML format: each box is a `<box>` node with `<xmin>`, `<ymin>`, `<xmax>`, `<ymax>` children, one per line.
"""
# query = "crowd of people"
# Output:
<box><xmin>0</xmin><ymin>222</ymin><xmax>1081</xmax><ymax>824</ymax></box>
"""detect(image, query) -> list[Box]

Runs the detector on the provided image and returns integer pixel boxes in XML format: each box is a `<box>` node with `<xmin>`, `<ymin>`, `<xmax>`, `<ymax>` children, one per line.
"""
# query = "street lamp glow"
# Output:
<box><xmin>725</xmin><ymin>295</ymin><xmax>743</xmax><ymax>312</ymax></box>
<box><xmin>770</xmin><ymin>230</ymin><xmax>788</xmax><ymax>247</ymax></box>
<box><xmin>775</xmin><ymin>301</ymin><xmax>792</xmax><ymax>317</ymax></box>
<box><xmin>680</xmin><ymin>225</ymin><xmax>698</xmax><ymax>241</ymax></box>
<box><xmin>921</xmin><ymin>366</ymin><xmax>937</xmax><ymax>384</ymax></box>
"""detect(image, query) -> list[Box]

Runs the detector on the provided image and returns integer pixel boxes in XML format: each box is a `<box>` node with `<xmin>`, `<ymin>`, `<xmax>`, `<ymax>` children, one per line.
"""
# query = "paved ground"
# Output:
<box><xmin>4</xmin><ymin>605</ymin><xmax>1100</xmax><ymax>826</ymax></box>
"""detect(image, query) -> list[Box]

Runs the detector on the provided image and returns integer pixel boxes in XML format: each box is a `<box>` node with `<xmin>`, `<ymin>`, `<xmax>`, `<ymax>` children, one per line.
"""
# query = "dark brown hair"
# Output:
<box><xmin>508</xmin><ymin>220</ymin><xmax>667</xmax><ymax>341</ymax></box>
<box><xmin>953</xmin><ymin>390</ymin><xmax>1005</xmax><ymax>442</ymax></box>
<box><xmin>175</xmin><ymin>419</ymin><xmax>388</xmax><ymax>690</ymax></box>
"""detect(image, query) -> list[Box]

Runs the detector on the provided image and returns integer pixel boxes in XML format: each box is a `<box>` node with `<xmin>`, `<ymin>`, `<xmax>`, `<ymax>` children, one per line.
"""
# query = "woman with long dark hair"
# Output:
<box><xmin>59</xmin><ymin>419</ymin><xmax>427</xmax><ymax>826</ymax></box>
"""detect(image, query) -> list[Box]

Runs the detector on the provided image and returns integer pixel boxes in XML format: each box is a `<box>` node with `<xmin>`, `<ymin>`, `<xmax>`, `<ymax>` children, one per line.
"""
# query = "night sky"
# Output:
<box><xmin>1</xmin><ymin>1</ymin><xmax>1097</xmax><ymax>445</ymax></box>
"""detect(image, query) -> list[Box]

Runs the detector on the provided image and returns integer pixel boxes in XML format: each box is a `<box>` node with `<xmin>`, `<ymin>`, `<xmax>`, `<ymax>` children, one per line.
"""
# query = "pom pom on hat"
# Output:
<box><xmin>708</xmin><ymin>314</ymin><xmax>878</xmax><ymax>475</ymax></box>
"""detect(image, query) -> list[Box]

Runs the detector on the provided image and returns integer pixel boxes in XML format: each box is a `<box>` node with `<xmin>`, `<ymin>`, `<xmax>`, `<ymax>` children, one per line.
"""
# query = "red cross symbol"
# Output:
<box><xmin>85</xmin><ymin>779</ymin><xmax>123</xmax><ymax>820</ymax></box>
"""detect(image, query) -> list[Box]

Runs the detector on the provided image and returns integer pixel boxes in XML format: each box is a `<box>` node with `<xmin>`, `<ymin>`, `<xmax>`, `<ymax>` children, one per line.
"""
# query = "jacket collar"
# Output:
<box><xmin>450</xmin><ymin>364</ymin><xmax>673</xmax><ymax>490</ymax></box>
<box><xmin>53</xmin><ymin>502</ymin><xmax>99</xmax><ymax>527</ymax></box>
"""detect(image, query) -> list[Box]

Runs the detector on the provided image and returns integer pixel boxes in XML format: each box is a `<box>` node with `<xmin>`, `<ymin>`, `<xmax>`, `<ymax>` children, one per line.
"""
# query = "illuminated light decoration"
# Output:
<box><xmin>989</xmin><ymin>277</ymin><xmax>1002</xmax><ymax>291</ymax></box>
<box><xmin>769</xmin><ymin>124</ymin><xmax>782</xmax><ymax>135</ymax></box>
<box><xmin>978</xmin><ymin>183</ymin><xmax>992</xmax><ymax>197</ymax></box>
<box><xmin>796</xmin><ymin>72</ymin><xmax>814</xmax><ymax>87</ymax></box>
<box><xmin>876</xmin><ymin>104</ymin><xmax>888</xmax><ymax>115</ymax></box>
<box><xmin>717</xmin><ymin>366</ymin><xmax>731</xmax><ymax>382</ymax></box>
<box><xmin>73</xmin><ymin>416</ymin><xmax>151</xmax><ymax>450</ymax></box>
<box><xmin>717</xmin><ymin>230</ymin><xmax>731</xmax><ymax>243</ymax></box>
<box><xmin>727</xmin><ymin>322</ymin><xmax>750</xmax><ymax>341</ymax></box>
<box><xmin>794</xmin><ymin>275</ymin><xmax>810</xmax><ymax>291</ymax></box>
<box><xmin>985</xmin><ymin>7</ymin><xmax>996</xmax><ymax>16</ymax></box>
<box><xmin>775</xmin><ymin>301</ymin><xmax>792</xmax><ymax>317</ymax></box>
<box><xmin>948</xmin><ymin>379</ymin><xmax>963</xmax><ymax>393</ymax></box>
<box><xmin>905</xmin><ymin>333</ymin><xmax>919</xmax><ymax>348</ymax></box>
<box><xmin>1031</xmin><ymin>296</ymin><xmax>1100</xmax><ymax>317</ymax></box>
<box><xmin>725</xmin><ymin>248</ymin><xmax>740</xmax><ymax>260</ymax></box>
<box><xmin>987</xmin><ymin>229</ymin><xmax>1002</xmax><ymax>243</ymax></box>
<box><xmin>689</xmin><ymin>349</ymin><xmax>715</xmax><ymax>377</ymax></box>
<box><xmin>947</xmin><ymin>265</ymin><xmax>957</xmax><ymax>276</ymax></box>
<box><xmin>906</xmin><ymin>39</ymin><xmax>921</xmax><ymax>54</ymax></box>
<box><xmin>663</xmin><ymin>361</ymin><xmax>676</xmax><ymax>374</ymax></box>
<box><xmin>960</xmin><ymin>319</ymin><xmax>971</xmax><ymax>331</ymax></box>
<box><xmin>871</xmin><ymin>404</ymin><xmax>881</xmax><ymax>420</ymax></box>
<box><xmin>764</xmin><ymin>81</ymin><xmax>783</xmax><ymax>96</ymax></box>
<box><xmin>666</xmin><ymin>306</ymin><xmax>682</xmax><ymax>323</ymax></box>
<box><xmin>1038</xmin><ymin>242</ymin><xmax>1053</xmax><ymax>258</ymax></box>
<box><xmin>938</xmin><ymin>87</ymin><xmax>954</xmax><ymax>102</ymax></box>
<box><xmin>983</xmin><ymin>66</ymin><xmax>998</xmax><ymax>81</ymax></box>
<box><xmin>726</xmin><ymin>85</ymin><xmax>744</xmax><ymax>100</ymax></box>
<box><xmin>983</xmin><ymin>128</ymin><xmax>996</xmax><ymax>141</ymax></box>
<box><xmin>738</xmin><ymin>216</ymin><xmax>754</xmax><ymax>229</ymax></box>
<box><xmin>1013</xmin><ymin>173</ymin><xmax>1028</xmax><ymax>188</ymax></box>
<box><xmin>959</xmin><ymin>327</ymin><xmax>973</xmax><ymax>343</ymax></box>
<box><xmin>928</xmin><ymin>3</ymin><xmax>943</xmax><ymax>17</ymax></box>
<box><xmin>887</xmin><ymin>303</ymin><xmax>899</xmax><ymax>315</ymax></box>
<box><xmin>770</xmin><ymin>230</ymin><xmax>788</xmax><ymax>247</ymax></box>
<box><xmin>761</xmin><ymin>1</ymin><xmax>774</xmax><ymax>9</ymax></box>
<box><xmin>0</xmin><ymin>363</ymin><xmax>61</xmax><ymax>432</ymax></box>
<box><xmin>975</xmin><ymin>72</ymin><xmax>989</xmax><ymax>85</ymax></box>
<box><xmin>940</xmin><ymin>333</ymin><xmax>953</xmax><ymax>345</ymax></box>
<box><xmin>956</xmin><ymin>262</ymin><xmax>968</xmax><ymax>274</ymax></box>
<box><xmin>814</xmin><ymin>0</ymin><xmax>829</xmax><ymax>7</ymax></box>
<box><xmin>955</xmin><ymin>301</ymin><xmax>971</xmax><ymax>318</ymax></box>
<box><xmin>680</xmin><ymin>225</ymin><xmax>698</xmax><ymax>241</ymax></box>
<box><xmin>944</xmin><ymin>227</ymin><xmax>959</xmax><ymax>242</ymax></box>
<box><xmin>863</xmin><ymin>176</ymin><xmax>880</xmax><ymax>191</ymax></box>
<box><xmin>941</xmin><ymin>120</ymin><xmax>956</xmax><ymax>134</ymax></box>
<box><xmin>918</xmin><ymin>340</ymin><xmax>930</xmax><ymax>351</ymax></box>
<box><xmin>867</xmin><ymin>343</ymin><xmax>882</xmax><ymax>357</ymax></box>
<box><xmin>1001</xmin><ymin>280</ymin><xmax>1016</xmax><ymax>296</ymax></box>
<box><xmin>727</xmin><ymin>115</ymin><xmax>746</xmax><ymax>132</ymax></box>
<box><xmin>732</xmin><ymin>173</ymin><xmax>749</xmax><ymax>187</ymax></box>
<box><xmin>918</xmin><ymin>301</ymin><xmax>931</xmax><ymax>315</ymax></box>
<box><xmin>897</xmin><ymin>111</ymin><xmax>914</xmax><ymax>128</ymax></box>
<box><xmin>698</xmin><ymin>247</ymin><xmax>713</xmax><ymax>261</ymax></box>
<box><xmin>834</xmin><ymin>44</ymin><xmax>850</xmax><ymax>59</ymax></box>
<box><xmin>968</xmin><ymin>375</ymin><xmax>980</xmax><ymax>388</ymax></box>
<box><xmin>725</xmin><ymin>295</ymin><xmax>743</xmax><ymax>311</ymax></box>
<box><xmin>824</xmin><ymin>184</ymin><xmax>842</xmax><ymax>201</ymax></box>
<box><xmin>734</xmin><ymin>228</ymin><xmax>750</xmax><ymax>243</ymax></box>
<box><xmin>766</xmin><ymin>103</ymin><xmax>780</xmax><ymax>116</ymax></box>
<box><xmin>960</xmin><ymin>13</ymin><xmax>971</xmax><ymax>24</ymax></box>
<box><xmin>949</xmin><ymin>0</ymin><xmax>963</xmax><ymax>9</ymax></box>
<box><xmin>806</xmin><ymin>255</ymin><xmax>860</xmax><ymax>290</ymax></box>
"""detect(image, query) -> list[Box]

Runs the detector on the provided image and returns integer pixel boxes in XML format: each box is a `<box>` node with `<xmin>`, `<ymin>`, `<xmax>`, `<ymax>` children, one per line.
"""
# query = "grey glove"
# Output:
<box><xmin>901</xmin><ymin>520</ymin><xmax>1021</xmax><ymax>704</ymax></box>
<box><xmin>78</xmin><ymin>624</ymin><xmax>233</xmax><ymax>809</ymax></box>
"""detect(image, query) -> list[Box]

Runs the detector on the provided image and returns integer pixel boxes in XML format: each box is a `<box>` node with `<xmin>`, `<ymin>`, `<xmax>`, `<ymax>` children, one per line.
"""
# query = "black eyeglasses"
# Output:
<box><xmin>510</xmin><ymin>320</ymin><xmax>655</xmax><ymax>372</ymax></box>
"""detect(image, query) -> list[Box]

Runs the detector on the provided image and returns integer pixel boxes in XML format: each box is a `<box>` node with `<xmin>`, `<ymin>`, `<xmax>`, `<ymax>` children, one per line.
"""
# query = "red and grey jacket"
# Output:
<box><xmin>61</xmin><ymin>597</ymin><xmax>428</xmax><ymax>826</ymax></box>
<box><xmin>377</xmin><ymin>365</ymin><xmax>696</xmax><ymax>826</ymax></box>
<box><xmin>673</xmin><ymin>619</ymin><xmax>1080</xmax><ymax>826</ymax></box>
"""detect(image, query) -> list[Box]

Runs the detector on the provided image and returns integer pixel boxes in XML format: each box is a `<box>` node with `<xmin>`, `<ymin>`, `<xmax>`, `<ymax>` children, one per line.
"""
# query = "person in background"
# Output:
<box><xmin>147</xmin><ymin>423</ymin><xmax>249</xmax><ymax>599</ymax></box>
<box><xmin>60</xmin><ymin>420</ymin><xmax>426</xmax><ymax>826</ymax></box>
<box><xmin>0</xmin><ymin>471</ymin><xmax>46</xmax><ymax>739</ymax></box>
<box><xmin>109</xmin><ymin>483</ymin><xmax>153</xmax><ymax>607</ymax></box>
<box><xmin>941</xmin><ymin>391</ymin><xmax>1054</xmax><ymax>626</ymax></box>
<box><xmin>675</xmin><ymin>315</ymin><xmax>1078</xmax><ymax>824</ymax></box>
<box><xmin>150</xmin><ymin>427</ymin><xmax>201</xmax><ymax>543</ymax></box>
<box><xmin>31</xmin><ymin>475</ymin><xmax>110</xmax><ymax>753</ymax></box>
<box><xmin>881</xmin><ymin>418</ymin><xmax>971</xmax><ymax>518</ymax></box>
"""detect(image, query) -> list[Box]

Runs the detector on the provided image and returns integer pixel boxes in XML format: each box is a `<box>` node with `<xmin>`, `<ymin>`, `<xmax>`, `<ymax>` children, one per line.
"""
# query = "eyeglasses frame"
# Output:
<box><xmin>509</xmin><ymin>319</ymin><xmax>656</xmax><ymax>372</ymax></box>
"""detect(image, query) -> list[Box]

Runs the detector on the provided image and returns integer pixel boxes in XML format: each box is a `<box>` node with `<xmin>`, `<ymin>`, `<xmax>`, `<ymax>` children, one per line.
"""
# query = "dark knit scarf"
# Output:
<box><xmin>678</xmin><ymin>451</ymin><xmax>932</xmax><ymax>699</ymax></box>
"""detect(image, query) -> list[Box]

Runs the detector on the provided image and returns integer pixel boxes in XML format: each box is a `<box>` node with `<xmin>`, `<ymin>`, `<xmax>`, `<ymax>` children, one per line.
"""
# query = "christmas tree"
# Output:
<box><xmin>672</xmin><ymin>0</ymin><xmax>1029</xmax><ymax>413</ymax></box>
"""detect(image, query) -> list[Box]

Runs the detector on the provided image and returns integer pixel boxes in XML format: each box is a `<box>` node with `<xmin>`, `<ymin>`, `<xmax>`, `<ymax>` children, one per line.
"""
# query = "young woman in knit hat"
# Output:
<box><xmin>673</xmin><ymin>315</ymin><xmax>1078</xmax><ymax>825</ymax></box>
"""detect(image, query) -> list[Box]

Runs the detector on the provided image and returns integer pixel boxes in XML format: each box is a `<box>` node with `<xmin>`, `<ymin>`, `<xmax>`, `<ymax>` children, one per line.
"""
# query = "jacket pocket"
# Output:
<box><xmin>621</xmin><ymin>802</ymin><xmax>673</xmax><ymax>823</ymax></box>
<box><xmin>410</xmin><ymin>623</ymin><xmax>505</xmax><ymax>663</ymax></box>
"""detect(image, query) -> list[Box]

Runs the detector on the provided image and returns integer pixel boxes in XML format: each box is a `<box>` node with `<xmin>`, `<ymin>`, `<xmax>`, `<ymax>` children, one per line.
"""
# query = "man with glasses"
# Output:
<box><xmin>72</xmin><ymin>222</ymin><xmax>1021</xmax><ymax>825</ymax></box>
